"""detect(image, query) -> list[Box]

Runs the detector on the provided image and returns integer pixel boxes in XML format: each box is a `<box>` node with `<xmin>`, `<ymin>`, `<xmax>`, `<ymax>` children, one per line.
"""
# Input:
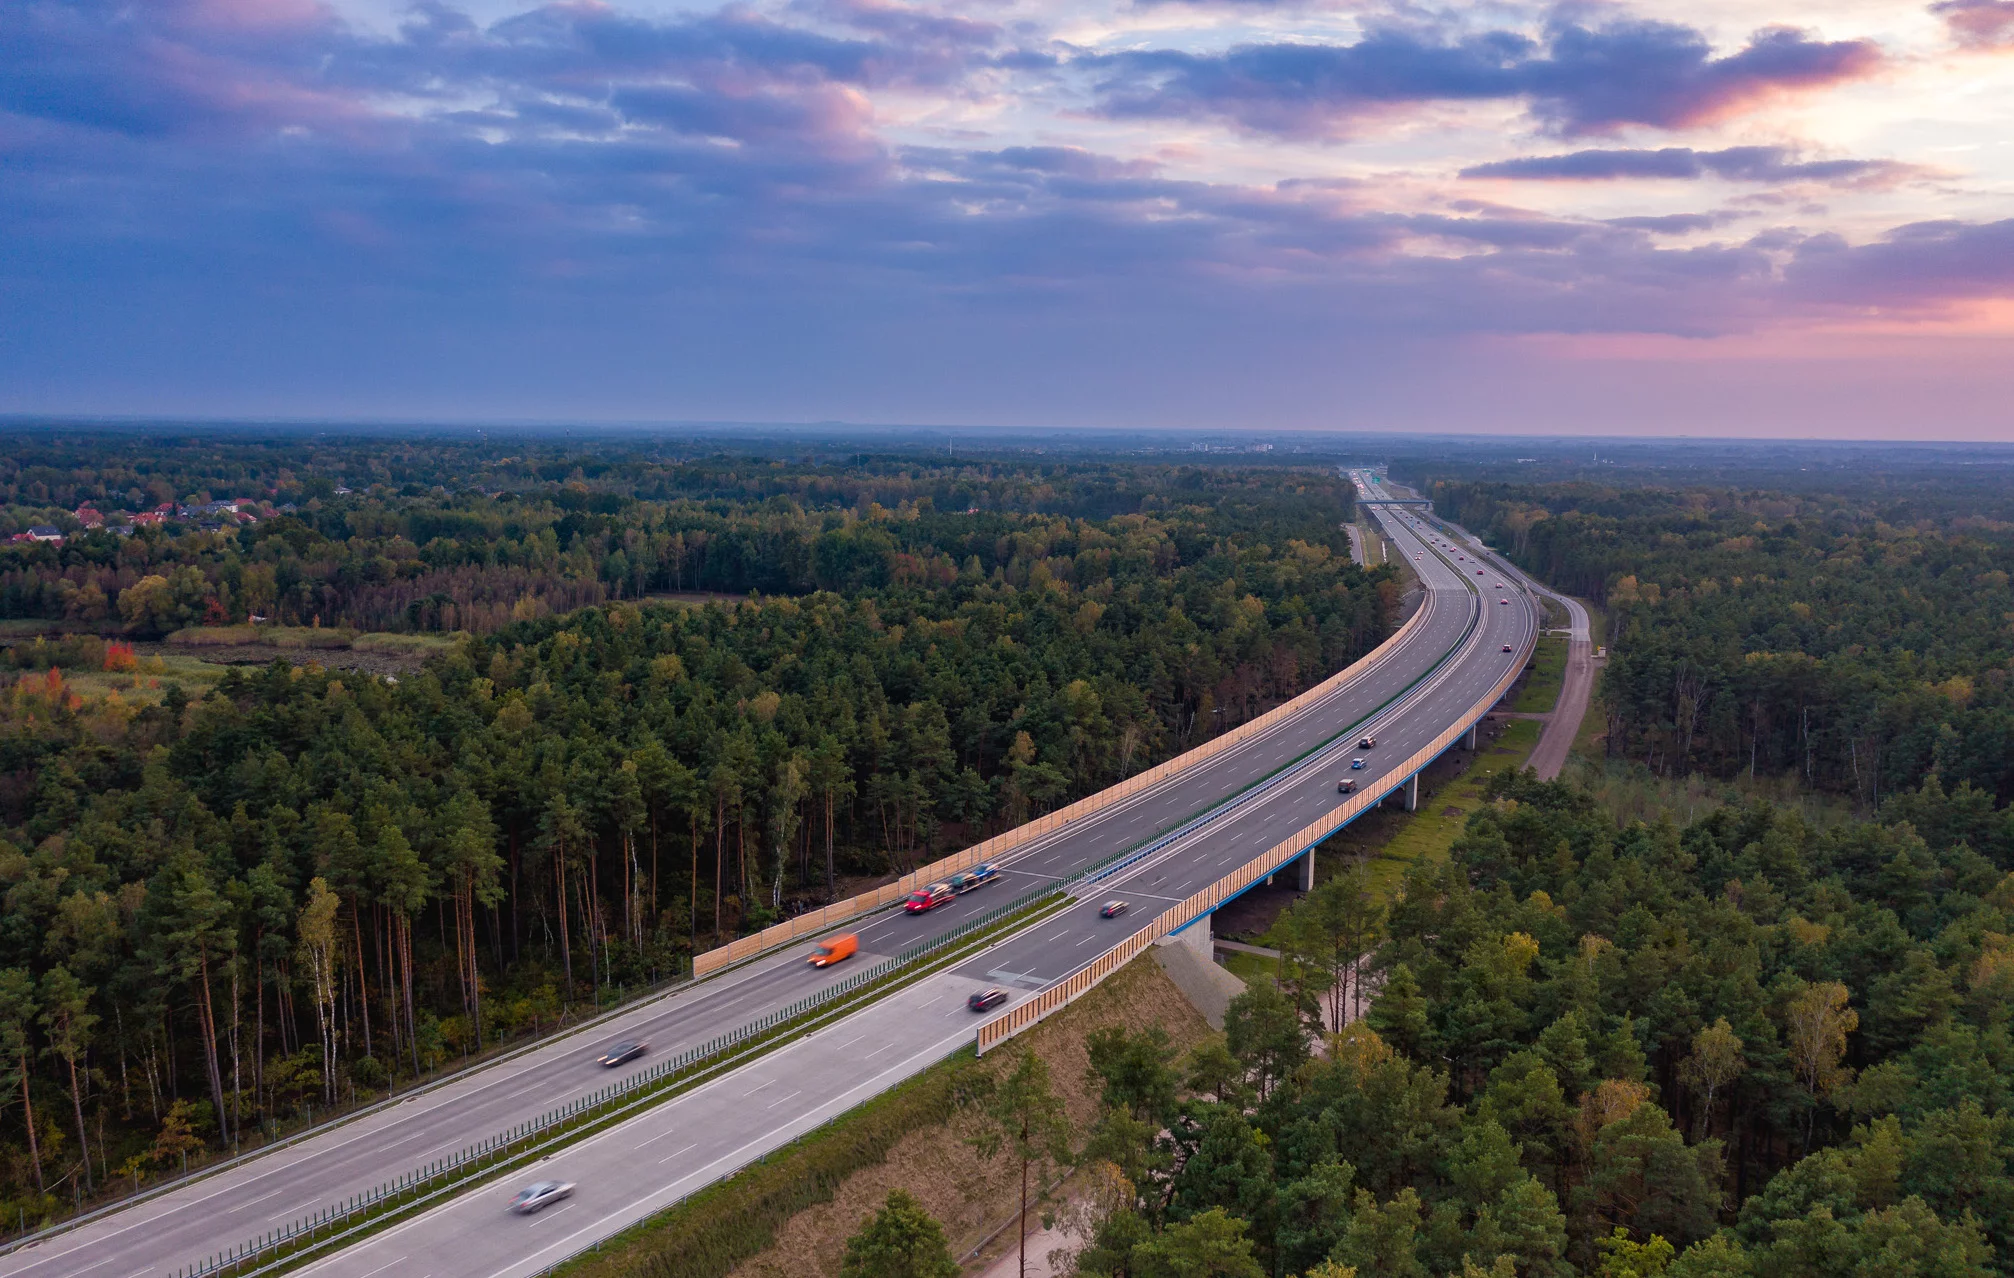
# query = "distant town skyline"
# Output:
<box><xmin>3</xmin><ymin>0</ymin><xmax>2010</xmax><ymax>437</ymax></box>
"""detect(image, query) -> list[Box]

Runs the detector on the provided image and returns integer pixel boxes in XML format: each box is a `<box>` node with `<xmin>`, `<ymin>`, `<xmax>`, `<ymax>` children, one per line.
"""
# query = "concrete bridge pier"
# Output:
<box><xmin>1466</xmin><ymin>721</ymin><xmax>1478</xmax><ymax>751</ymax></box>
<box><xmin>1405</xmin><ymin>772</ymin><xmax>1419</xmax><ymax>811</ymax></box>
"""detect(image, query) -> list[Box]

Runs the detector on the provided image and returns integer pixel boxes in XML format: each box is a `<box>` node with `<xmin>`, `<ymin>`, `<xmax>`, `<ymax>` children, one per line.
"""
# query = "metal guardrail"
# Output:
<box><xmin>0</xmin><ymin>965</ymin><xmax>702</xmax><ymax>1260</ymax></box>
<box><xmin>167</xmin><ymin>882</ymin><xmax>1064</xmax><ymax>1278</ymax></box>
<box><xmin>693</xmin><ymin>602</ymin><xmax>1434</xmax><ymax>977</ymax></box>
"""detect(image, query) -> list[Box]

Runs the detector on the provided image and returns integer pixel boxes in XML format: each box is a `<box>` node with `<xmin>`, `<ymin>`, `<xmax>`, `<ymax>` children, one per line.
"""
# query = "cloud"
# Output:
<box><xmin>0</xmin><ymin>0</ymin><xmax>2006</xmax><ymax>433</ymax></box>
<box><xmin>1462</xmin><ymin>146</ymin><xmax>1917</xmax><ymax>185</ymax></box>
<box><xmin>1786</xmin><ymin>218</ymin><xmax>2014</xmax><ymax>310</ymax></box>
<box><xmin>1931</xmin><ymin>0</ymin><xmax>2014</xmax><ymax>47</ymax></box>
<box><xmin>1605</xmin><ymin>213</ymin><xmax>1729</xmax><ymax>234</ymax></box>
<box><xmin>1091</xmin><ymin>19</ymin><xmax>1882</xmax><ymax>138</ymax></box>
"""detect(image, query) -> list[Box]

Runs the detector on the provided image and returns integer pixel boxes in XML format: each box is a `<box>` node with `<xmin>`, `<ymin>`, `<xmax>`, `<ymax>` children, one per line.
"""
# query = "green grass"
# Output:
<box><xmin>1572</xmin><ymin>677</ymin><xmax>1608</xmax><ymax>762</ymax></box>
<box><xmin>1577</xmin><ymin>596</ymin><xmax>1608</xmax><ymax>649</ymax></box>
<box><xmin>1511</xmin><ymin>636</ymin><xmax>1567</xmax><ymax>714</ymax></box>
<box><xmin>1358</xmin><ymin>718</ymin><xmax>1542</xmax><ymax>901</ymax></box>
<box><xmin>55</xmin><ymin>654</ymin><xmax>228</xmax><ymax>705</ymax></box>
<box><xmin>167</xmin><ymin>624</ymin><xmax>358</xmax><ymax>648</ymax></box>
<box><xmin>351</xmin><ymin>632</ymin><xmax>467</xmax><ymax>655</ymax></box>
<box><xmin>1219</xmin><ymin>949</ymin><xmax>1277</xmax><ymax>986</ymax></box>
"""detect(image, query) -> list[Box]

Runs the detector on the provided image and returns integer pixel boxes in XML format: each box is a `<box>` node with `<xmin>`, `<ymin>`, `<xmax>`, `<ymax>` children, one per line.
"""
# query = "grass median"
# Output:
<box><xmin>1511</xmin><ymin>635</ymin><xmax>1566</xmax><ymax>713</ymax></box>
<box><xmin>1358</xmin><ymin>717</ymin><xmax>1541</xmax><ymax>900</ymax></box>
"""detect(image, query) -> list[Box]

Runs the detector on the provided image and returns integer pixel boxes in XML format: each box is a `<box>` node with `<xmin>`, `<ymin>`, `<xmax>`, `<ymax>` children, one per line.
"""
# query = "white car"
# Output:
<box><xmin>510</xmin><ymin>1180</ymin><xmax>574</xmax><ymax>1214</ymax></box>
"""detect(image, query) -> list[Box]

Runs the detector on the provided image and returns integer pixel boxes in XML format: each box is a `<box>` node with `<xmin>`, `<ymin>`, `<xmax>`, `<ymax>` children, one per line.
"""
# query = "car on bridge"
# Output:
<box><xmin>1100</xmin><ymin>900</ymin><xmax>1130</xmax><ymax>918</ymax></box>
<box><xmin>1358</xmin><ymin>736</ymin><xmax>1377</xmax><ymax>748</ymax></box>
<box><xmin>1503</xmin><ymin>644</ymin><xmax>1514</xmax><ymax>652</ymax></box>
<box><xmin>968</xmin><ymin>988</ymin><xmax>1010</xmax><ymax>1012</ymax></box>
<box><xmin>1350</xmin><ymin>758</ymin><xmax>1366</xmax><ymax>769</ymax></box>
<box><xmin>904</xmin><ymin>883</ymin><xmax>953</xmax><ymax>913</ymax></box>
<box><xmin>1337</xmin><ymin>777</ymin><xmax>1356</xmax><ymax>793</ymax></box>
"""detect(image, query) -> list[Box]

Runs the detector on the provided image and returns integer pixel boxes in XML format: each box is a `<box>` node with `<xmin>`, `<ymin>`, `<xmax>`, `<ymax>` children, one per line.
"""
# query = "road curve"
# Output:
<box><xmin>243</xmin><ymin>481</ymin><xmax>1541</xmax><ymax>1278</ymax></box>
<box><xmin>4</xmin><ymin>478</ymin><xmax>1525</xmax><ymax>1278</ymax></box>
<box><xmin>1401</xmin><ymin>491</ymin><xmax>1595</xmax><ymax>781</ymax></box>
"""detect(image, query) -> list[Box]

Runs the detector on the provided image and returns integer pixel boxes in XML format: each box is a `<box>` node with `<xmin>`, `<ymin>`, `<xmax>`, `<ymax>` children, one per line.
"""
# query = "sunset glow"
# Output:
<box><xmin>4</xmin><ymin>0</ymin><xmax>2011</xmax><ymax>434</ymax></box>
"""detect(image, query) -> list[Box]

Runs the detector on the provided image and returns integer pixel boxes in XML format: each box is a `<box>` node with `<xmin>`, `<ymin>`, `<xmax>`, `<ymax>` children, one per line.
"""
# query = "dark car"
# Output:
<box><xmin>596</xmin><ymin>1040</ymin><xmax>646</xmax><ymax>1067</ymax></box>
<box><xmin>510</xmin><ymin>1180</ymin><xmax>574</xmax><ymax>1214</ymax></box>
<box><xmin>1337</xmin><ymin>778</ymin><xmax>1356</xmax><ymax>793</ymax></box>
<box><xmin>1100</xmin><ymin>899</ymin><xmax>1130</xmax><ymax>918</ymax></box>
<box><xmin>968</xmin><ymin>987</ymin><xmax>1010</xmax><ymax>1012</ymax></box>
<box><xmin>1502</xmin><ymin>644</ymin><xmax>1514</xmax><ymax>652</ymax></box>
<box><xmin>1358</xmin><ymin>736</ymin><xmax>1377</xmax><ymax>749</ymax></box>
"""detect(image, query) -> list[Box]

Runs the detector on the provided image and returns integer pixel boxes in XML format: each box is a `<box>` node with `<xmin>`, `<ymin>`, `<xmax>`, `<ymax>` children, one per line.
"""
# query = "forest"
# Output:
<box><xmin>1056</xmin><ymin>768</ymin><xmax>2014</xmax><ymax>1277</ymax></box>
<box><xmin>0</xmin><ymin>433</ymin><xmax>1336</xmax><ymax>635</ymax></box>
<box><xmin>0</xmin><ymin>440</ymin><xmax>1393</xmax><ymax>1222</ymax></box>
<box><xmin>1408</xmin><ymin>471</ymin><xmax>2014</xmax><ymax>806</ymax></box>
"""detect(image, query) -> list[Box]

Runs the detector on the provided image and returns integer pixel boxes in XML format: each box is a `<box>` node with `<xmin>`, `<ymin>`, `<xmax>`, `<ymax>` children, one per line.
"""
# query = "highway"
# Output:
<box><xmin>287</xmin><ymin>476</ymin><xmax>1539</xmax><ymax>1278</ymax></box>
<box><xmin>1389</xmin><ymin>484</ymin><xmax>1595</xmax><ymax>780</ymax></box>
<box><xmin>2</xmin><ymin>474</ymin><xmax>1536</xmax><ymax>1278</ymax></box>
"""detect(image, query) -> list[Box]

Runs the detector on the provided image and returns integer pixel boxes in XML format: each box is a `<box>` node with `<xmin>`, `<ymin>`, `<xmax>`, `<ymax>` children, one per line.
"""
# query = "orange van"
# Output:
<box><xmin>809</xmin><ymin>933</ymin><xmax>858</xmax><ymax>968</ymax></box>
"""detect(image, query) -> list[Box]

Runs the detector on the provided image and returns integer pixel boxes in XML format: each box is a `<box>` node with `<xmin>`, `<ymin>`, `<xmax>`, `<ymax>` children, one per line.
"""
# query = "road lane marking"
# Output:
<box><xmin>355</xmin><ymin>1255</ymin><xmax>409</xmax><ymax>1277</ymax></box>
<box><xmin>765</xmin><ymin>1090</ymin><xmax>802</xmax><ymax>1110</ymax></box>
<box><xmin>634</xmin><ymin>1127</ymin><xmax>688</xmax><ymax>1148</ymax></box>
<box><xmin>655</xmin><ymin>1143</ymin><xmax>698</xmax><ymax>1165</ymax></box>
<box><xmin>527</xmin><ymin>1205</ymin><xmax>574</xmax><ymax>1229</ymax></box>
<box><xmin>34</xmin><ymin>521</ymin><xmax>1496</xmax><ymax>1278</ymax></box>
<box><xmin>740</xmin><ymin>1078</ymin><xmax>773</xmax><ymax>1097</ymax></box>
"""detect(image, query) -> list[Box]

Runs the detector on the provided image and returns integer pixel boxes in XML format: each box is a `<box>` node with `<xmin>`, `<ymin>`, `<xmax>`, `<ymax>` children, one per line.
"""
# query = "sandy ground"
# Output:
<box><xmin>722</xmin><ymin>955</ymin><xmax>1213</xmax><ymax>1278</ymax></box>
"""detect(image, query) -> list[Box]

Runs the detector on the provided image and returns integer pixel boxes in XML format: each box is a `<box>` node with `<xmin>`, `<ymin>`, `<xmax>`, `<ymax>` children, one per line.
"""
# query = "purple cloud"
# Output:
<box><xmin>1462</xmin><ymin>146</ymin><xmax>1915</xmax><ymax>185</ymax></box>
<box><xmin>1786</xmin><ymin>218</ymin><xmax>2014</xmax><ymax>309</ymax></box>
<box><xmin>0</xmin><ymin>0</ymin><xmax>2008</xmax><ymax>435</ymax></box>
<box><xmin>1932</xmin><ymin>0</ymin><xmax>2014</xmax><ymax>46</ymax></box>
<box><xmin>1605</xmin><ymin>213</ymin><xmax>1729</xmax><ymax>234</ymax></box>
<box><xmin>1092</xmin><ymin>19</ymin><xmax>1881</xmax><ymax>138</ymax></box>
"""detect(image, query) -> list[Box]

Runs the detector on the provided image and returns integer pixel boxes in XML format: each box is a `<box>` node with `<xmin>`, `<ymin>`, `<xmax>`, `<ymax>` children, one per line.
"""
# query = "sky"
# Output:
<box><xmin>3</xmin><ymin>0</ymin><xmax>2012</xmax><ymax>438</ymax></box>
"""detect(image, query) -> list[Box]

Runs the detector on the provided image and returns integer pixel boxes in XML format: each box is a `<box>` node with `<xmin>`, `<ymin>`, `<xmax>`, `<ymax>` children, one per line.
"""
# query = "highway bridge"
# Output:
<box><xmin>1</xmin><ymin>473</ymin><xmax>1540</xmax><ymax>1278</ymax></box>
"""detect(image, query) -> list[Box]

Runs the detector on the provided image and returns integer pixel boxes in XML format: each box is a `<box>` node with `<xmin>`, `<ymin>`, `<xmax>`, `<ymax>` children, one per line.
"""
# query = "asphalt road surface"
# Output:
<box><xmin>287</xmin><ymin>483</ymin><xmax>1538</xmax><ymax>1278</ymax></box>
<box><xmin>2</xmin><ymin>475</ymin><xmax>1533</xmax><ymax>1278</ymax></box>
<box><xmin>1404</xmin><ymin>495</ymin><xmax>1594</xmax><ymax>781</ymax></box>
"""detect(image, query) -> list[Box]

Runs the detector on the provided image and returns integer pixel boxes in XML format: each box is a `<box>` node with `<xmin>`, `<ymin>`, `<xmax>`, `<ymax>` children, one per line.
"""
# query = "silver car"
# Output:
<box><xmin>510</xmin><ymin>1180</ymin><xmax>574</xmax><ymax>1214</ymax></box>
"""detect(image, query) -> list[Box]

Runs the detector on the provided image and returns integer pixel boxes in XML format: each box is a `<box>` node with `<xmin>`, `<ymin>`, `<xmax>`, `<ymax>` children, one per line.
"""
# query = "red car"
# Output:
<box><xmin>904</xmin><ymin>883</ymin><xmax>953</xmax><ymax>913</ymax></box>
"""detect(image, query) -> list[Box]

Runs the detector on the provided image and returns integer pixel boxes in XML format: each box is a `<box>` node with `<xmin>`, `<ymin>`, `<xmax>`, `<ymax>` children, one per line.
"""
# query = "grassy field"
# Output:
<box><xmin>163</xmin><ymin>625</ymin><xmax>467</xmax><ymax>654</ymax></box>
<box><xmin>1219</xmin><ymin>948</ymin><xmax>1278</xmax><ymax>986</ymax></box>
<box><xmin>1578</xmin><ymin>596</ymin><xmax>1608</xmax><ymax>649</ymax></box>
<box><xmin>35</xmin><ymin>654</ymin><xmax>228</xmax><ymax>706</ymax></box>
<box><xmin>1356</xmin><ymin>717</ymin><xmax>1542</xmax><ymax>901</ymax></box>
<box><xmin>1511</xmin><ymin>635</ymin><xmax>1567</xmax><ymax>714</ymax></box>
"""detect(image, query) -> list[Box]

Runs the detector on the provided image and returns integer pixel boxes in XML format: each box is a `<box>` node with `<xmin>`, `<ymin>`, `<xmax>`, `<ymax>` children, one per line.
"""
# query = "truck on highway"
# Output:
<box><xmin>809</xmin><ymin>933</ymin><xmax>858</xmax><ymax>967</ymax></box>
<box><xmin>949</xmin><ymin>863</ymin><xmax>999</xmax><ymax>894</ymax></box>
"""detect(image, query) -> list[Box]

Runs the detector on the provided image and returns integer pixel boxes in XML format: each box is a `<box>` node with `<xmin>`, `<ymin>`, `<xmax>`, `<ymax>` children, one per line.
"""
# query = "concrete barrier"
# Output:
<box><xmin>692</xmin><ymin>601</ymin><xmax>1433</xmax><ymax>978</ymax></box>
